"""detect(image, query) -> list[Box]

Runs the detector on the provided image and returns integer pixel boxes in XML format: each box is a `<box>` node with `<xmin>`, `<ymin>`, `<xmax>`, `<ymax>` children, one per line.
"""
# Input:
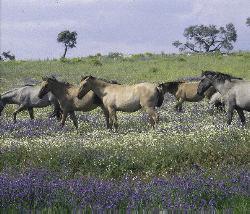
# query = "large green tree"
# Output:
<box><xmin>173</xmin><ymin>23</ymin><xmax>237</xmax><ymax>53</ymax></box>
<box><xmin>57</xmin><ymin>30</ymin><xmax>77</xmax><ymax>58</ymax></box>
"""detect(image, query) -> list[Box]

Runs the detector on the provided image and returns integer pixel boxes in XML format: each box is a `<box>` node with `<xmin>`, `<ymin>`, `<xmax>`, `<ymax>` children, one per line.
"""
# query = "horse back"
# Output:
<box><xmin>104</xmin><ymin>83</ymin><xmax>159</xmax><ymax>111</ymax></box>
<box><xmin>176</xmin><ymin>82</ymin><xmax>206</xmax><ymax>101</ymax></box>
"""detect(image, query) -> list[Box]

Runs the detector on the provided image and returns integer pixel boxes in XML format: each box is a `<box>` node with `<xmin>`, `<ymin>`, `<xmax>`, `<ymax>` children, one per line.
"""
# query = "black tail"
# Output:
<box><xmin>156</xmin><ymin>86</ymin><xmax>165</xmax><ymax>107</ymax></box>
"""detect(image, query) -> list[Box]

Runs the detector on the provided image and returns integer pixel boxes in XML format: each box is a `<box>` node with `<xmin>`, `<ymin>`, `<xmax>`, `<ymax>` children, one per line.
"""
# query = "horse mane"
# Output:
<box><xmin>24</xmin><ymin>84</ymin><xmax>37</xmax><ymax>86</ymax></box>
<box><xmin>202</xmin><ymin>70</ymin><xmax>242</xmax><ymax>81</ymax></box>
<box><xmin>44</xmin><ymin>76</ymin><xmax>73</xmax><ymax>87</ymax></box>
<box><xmin>1</xmin><ymin>88</ymin><xmax>20</xmax><ymax>96</ymax></box>
<box><xmin>177</xmin><ymin>76</ymin><xmax>201</xmax><ymax>82</ymax></box>
<box><xmin>81</xmin><ymin>75</ymin><xmax>120</xmax><ymax>85</ymax></box>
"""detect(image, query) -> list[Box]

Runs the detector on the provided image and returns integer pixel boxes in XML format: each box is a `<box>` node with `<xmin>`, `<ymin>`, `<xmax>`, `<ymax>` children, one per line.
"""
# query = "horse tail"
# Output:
<box><xmin>156</xmin><ymin>85</ymin><xmax>165</xmax><ymax>107</ymax></box>
<box><xmin>1</xmin><ymin>88</ymin><xmax>19</xmax><ymax>98</ymax></box>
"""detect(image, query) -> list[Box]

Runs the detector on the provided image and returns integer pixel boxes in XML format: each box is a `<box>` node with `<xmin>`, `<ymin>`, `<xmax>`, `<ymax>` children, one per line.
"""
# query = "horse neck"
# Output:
<box><xmin>164</xmin><ymin>83</ymin><xmax>180</xmax><ymax>95</ymax></box>
<box><xmin>212</xmin><ymin>80</ymin><xmax>233</xmax><ymax>95</ymax></box>
<box><xmin>89</xmin><ymin>79</ymin><xmax>109</xmax><ymax>98</ymax></box>
<box><xmin>49</xmin><ymin>82</ymin><xmax>68</xmax><ymax>100</ymax></box>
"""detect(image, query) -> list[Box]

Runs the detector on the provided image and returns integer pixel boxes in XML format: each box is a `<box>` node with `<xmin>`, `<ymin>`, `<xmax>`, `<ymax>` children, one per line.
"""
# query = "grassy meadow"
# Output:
<box><xmin>0</xmin><ymin>52</ymin><xmax>249</xmax><ymax>211</ymax></box>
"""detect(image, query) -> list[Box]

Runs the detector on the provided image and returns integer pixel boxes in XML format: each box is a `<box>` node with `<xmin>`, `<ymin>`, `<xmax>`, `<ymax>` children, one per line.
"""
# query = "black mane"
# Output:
<box><xmin>44</xmin><ymin>76</ymin><xmax>72</xmax><ymax>86</ymax></box>
<box><xmin>202</xmin><ymin>70</ymin><xmax>242</xmax><ymax>81</ymax></box>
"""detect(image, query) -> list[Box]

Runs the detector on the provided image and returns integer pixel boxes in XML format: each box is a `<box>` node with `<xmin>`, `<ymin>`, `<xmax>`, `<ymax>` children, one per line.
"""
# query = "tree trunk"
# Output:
<box><xmin>62</xmin><ymin>45</ymin><xmax>68</xmax><ymax>58</ymax></box>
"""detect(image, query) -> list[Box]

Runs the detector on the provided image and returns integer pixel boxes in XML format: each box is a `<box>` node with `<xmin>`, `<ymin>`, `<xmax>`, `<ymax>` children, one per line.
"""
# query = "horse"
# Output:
<box><xmin>38</xmin><ymin>76</ymin><xmax>118</xmax><ymax>129</ymax></box>
<box><xmin>0</xmin><ymin>85</ymin><xmax>62</xmax><ymax>123</ymax></box>
<box><xmin>77</xmin><ymin>76</ymin><xmax>164</xmax><ymax>130</ymax></box>
<box><xmin>197</xmin><ymin>70</ymin><xmax>248</xmax><ymax>125</ymax></box>
<box><xmin>158</xmin><ymin>81</ymin><xmax>217</xmax><ymax>111</ymax></box>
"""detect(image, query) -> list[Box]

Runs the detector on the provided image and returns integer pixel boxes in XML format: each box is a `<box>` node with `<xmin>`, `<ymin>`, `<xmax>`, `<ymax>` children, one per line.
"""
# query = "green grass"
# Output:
<box><xmin>0</xmin><ymin>52</ymin><xmax>249</xmax><ymax>209</ymax></box>
<box><xmin>1</xmin><ymin>52</ymin><xmax>250</xmax><ymax>92</ymax></box>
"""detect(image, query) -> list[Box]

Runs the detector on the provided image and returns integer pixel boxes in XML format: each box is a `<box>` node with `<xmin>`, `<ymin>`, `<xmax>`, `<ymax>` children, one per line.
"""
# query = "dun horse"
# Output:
<box><xmin>77</xmin><ymin>76</ymin><xmax>164</xmax><ymax>130</ymax></box>
<box><xmin>197</xmin><ymin>71</ymin><xmax>247</xmax><ymax>125</ymax></box>
<box><xmin>158</xmin><ymin>81</ymin><xmax>217</xmax><ymax>111</ymax></box>
<box><xmin>38</xmin><ymin>76</ymin><xmax>117</xmax><ymax>129</ymax></box>
<box><xmin>0</xmin><ymin>85</ymin><xmax>61</xmax><ymax>123</ymax></box>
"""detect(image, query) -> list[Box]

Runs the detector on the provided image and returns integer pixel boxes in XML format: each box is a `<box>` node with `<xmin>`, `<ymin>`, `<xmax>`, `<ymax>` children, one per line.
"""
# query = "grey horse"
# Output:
<box><xmin>0</xmin><ymin>84</ymin><xmax>62</xmax><ymax>123</ymax></box>
<box><xmin>197</xmin><ymin>71</ymin><xmax>248</xmax><ymax>125</ymax></box>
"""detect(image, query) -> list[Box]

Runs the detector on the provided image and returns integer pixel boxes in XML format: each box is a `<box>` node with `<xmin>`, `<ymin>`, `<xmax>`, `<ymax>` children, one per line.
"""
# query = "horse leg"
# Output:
<box><xmin>28</xmin><ymin>108</ymin><xmax>34</xmax><ymax>120</ymax></box>
<box><xmin>145</xmin><ymin>107</ymin><xmax>158</xmax><ymax>128</ymax></box>
<box><xmin>114</xmin><ymin>112</ymin><xmax>118</xmax><ymax>131</ymax></box>
<box><xmin>101</xmin><ymin>105</ymin><xmax>111</xmax><ymax>129</ymax></box>
<box><xmin>61</xmin><ymin>111</ymin><xmax>68</xmax><ymax>127</ymax></box>
<box><xmin>69</xmin><ymin>111</ymin><xmax>78</xmax><ymax>129</ymax></box>
<box><xmin>235</xmin><ymin>107</ymin><xmax>246</xmax><ymax>126</ymax></box>
<box><xmin>108</xmin><ymin>107</ymin><xmax>117</xmax><ymax>131</ymax></box>
<box><xmin>227</xmin><ymin>104</ymin><xmax>235</xmax><ymax>125</ymax></box>
<box><xmin>175</xmin><ymin>98</ymin><xmax>183</xmax><ymax>112</ymax></box>
<box><xmin>52</xmin><ymin>104</ymin><xmax>62</xmax><ymax>121</ymax></box>
<box><xmin>13</xmin><ymin>105</ymin><xmax>26</xmax><ymax>123</ymax></box>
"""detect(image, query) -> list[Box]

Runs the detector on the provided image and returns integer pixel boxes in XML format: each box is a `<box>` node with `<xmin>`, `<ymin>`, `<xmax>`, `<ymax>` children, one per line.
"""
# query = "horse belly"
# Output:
<box><xmin>115</xmin><ymin>98</ymin><xmax>141</xmax><ymax>112</ymax></box>
<box><xmin>236</xmin><ymin>99</ymin><xmax>250</xmax><ymax>111</ymax></box>
<box><xmin>185</xmin><ymin>94</ymin><xmax>203</xmax><ymax>102</ymax></box>
<box><xmin>74</xmin><ymin>97</ymin><xmax>98</xmax><ymax>112</ymax></box>
<box><xmin>28</xmin><ymin>95</ymin><xmax>50</xmax><ymax>108</ymax></box>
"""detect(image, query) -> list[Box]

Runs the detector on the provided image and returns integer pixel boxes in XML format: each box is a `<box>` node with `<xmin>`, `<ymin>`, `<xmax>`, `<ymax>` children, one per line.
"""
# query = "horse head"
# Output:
<box><xmin>198</xmin><ymin>71</ymin><xmax>235</xmax><ymax>96</ymax></box>
<box><xmin>38</xmin><ymin>76</ymin><xmax>57</xmax><ymax>99</ymax></box>
<box><xmin>77</xmin><ymin>75</ymin><xmax>94</xmax><ymax>99</ymax></box>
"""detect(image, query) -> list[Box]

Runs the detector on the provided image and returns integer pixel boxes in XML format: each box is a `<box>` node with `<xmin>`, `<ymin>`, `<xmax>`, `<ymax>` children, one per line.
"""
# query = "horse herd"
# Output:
<box><xmin>0</xmin><ymin>70</ymin><xmax>249</xmax><ymax>130</ymax></box>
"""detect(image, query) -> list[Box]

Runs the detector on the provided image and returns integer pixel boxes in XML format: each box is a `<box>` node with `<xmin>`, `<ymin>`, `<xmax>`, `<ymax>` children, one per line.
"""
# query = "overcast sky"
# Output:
<box><xmin>1</xmin><ymin>0</ymin><xmax>250</xmax><ymax>59</ymax></box>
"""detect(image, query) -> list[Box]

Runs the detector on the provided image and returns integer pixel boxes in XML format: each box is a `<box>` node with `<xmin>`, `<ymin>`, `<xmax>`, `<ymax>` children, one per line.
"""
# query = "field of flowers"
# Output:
<box><xmin>0</xmin><ymin>53</ymin><xmax>249</xmax><ymax>211</ymax></box>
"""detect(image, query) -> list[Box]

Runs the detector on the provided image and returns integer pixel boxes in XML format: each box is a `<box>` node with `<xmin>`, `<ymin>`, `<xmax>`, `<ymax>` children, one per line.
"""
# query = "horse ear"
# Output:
<box><xmin>51</xmin><ymin>75</ymin><xmax>56</xmax><ymax>80</ymax></box>
<box><xmin>81</xmin><ymin>75</ymin><xmax>88</xmax><ymax>81</ymax></box>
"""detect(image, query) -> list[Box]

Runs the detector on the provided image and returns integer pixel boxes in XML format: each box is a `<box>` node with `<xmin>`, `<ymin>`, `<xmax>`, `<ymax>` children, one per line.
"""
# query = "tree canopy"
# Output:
<box><xmin>2</xmin><ymin>51</ymin><xmax>15</xmax><ymax>60</ymax></box>
<box><xmin>173</xmin><ymin>23</ymin><xmax>237</xmax><ymax>53</ymax></box>
<box><xmin>247</xmin><ymin>17</ymin><xmax>250</xmax><ymax>27</ymax></box>
<box><xmin>57</xmin><ymin>30</ymin><xmax>77</xmax><ymax>58</ymax></box>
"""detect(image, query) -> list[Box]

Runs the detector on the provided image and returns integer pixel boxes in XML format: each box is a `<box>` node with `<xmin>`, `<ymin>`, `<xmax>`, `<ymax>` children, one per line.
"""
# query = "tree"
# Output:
<box><xmin>247</xmin><ymin>17</ymin><xmax>250</xmax><ymax>27</ymax></box>
<box><xmin>57</xmin><ymin>30</ymin><xmax>77</xmax><ymax>58</ymax></box>
<box><xmin>173</xmin><ymin>23</ymin><xmax>237</xmax><ymax>53</ymax></box>
<box><xmin>2</xmin><ymin>51</ymin><xmax>15</xmax><ymax>60</ymax></box>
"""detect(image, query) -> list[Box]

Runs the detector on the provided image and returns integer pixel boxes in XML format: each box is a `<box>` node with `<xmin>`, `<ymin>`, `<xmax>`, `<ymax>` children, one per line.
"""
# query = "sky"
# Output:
<box><xmin>1</xmin><ymin>0</ymin><xmax>250</xmax><ymax>59</ymax></box>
